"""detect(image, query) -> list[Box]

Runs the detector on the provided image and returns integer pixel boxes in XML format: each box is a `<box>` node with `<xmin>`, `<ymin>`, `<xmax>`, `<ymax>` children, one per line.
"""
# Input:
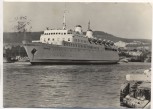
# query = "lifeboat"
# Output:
<box><xmin>97</xmin><ymin>38</ymin><xmax>102</xmax><ymax>45</ymax></box>
<box><xmin>102</xmin><ymin>39</ymin><xmax>106</xmax><ymax>44</ymax></box>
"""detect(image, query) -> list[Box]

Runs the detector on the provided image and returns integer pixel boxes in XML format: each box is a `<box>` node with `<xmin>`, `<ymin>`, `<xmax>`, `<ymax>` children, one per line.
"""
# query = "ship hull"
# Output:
<box><xmin>24</xmin><ymin>43</ymin><xmax>119</xmax><ymax>65</ymax></box>
<box><xmin>30</xmin><ymin>59</ymin><xmax>118</xmax><ymax>65</ymax></box>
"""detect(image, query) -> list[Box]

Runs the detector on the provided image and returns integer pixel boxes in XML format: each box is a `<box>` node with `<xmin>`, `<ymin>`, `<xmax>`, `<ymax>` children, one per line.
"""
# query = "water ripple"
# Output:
<box><xmin>3</xmin><ymin>62</ymin><xmax>151</xmax><ymax>108</ymax></box>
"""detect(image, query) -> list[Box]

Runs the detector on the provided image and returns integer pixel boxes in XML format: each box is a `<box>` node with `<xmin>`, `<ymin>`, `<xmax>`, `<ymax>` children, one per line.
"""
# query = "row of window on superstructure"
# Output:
<box><xmin>42</xmin><ymin>37</ymin><xmax>88</xmax><ymax>43</ymax></box>
<box><xmin>74</xmin><ymin>39</ymin><xmax>87</xmax><ymax>43</ymax></box>
<box><xmin>44</xmin><ymin>32</ymin><xmax>72</xmax><ymax>35</ymax></box>
<box><xmin>64</xmin><ymin>42</ymin><xmax>99</xmax><ymax>50</ymax></box>
<box><xmin>42</xmin><ymin>38</ymin><xmax>71</xmax><ymax>42</ymax></box>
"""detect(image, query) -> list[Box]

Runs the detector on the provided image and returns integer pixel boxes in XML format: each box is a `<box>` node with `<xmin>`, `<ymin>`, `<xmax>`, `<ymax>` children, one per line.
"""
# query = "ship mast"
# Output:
<box><xmin>63</xmin><ymin>11</ymin><xmax>66</xmax><ymax>30</ymax></box>
<box><xmin>88</xmin><ymin>20</ymin><xmax>90</xmax><ymax>30</ymax></box>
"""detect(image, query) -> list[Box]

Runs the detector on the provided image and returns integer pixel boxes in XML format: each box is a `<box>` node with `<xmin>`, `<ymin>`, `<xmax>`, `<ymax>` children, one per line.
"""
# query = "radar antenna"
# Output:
<box><xmin>88</xmin><ymin>20</ymin><xmax>91</xmax><ymax>30</ymax></box>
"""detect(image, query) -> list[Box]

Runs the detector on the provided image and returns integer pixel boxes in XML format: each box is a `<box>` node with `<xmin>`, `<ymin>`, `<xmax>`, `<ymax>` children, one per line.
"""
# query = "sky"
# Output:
<box><xmin>3</xmin><ymin>2</ymin><xmax>152</xmax><ymax>39</ymax></box>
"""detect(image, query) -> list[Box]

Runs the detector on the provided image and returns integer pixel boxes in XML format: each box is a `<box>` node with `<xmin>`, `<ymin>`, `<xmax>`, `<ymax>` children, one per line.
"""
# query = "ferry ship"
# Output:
<box><xmin>23</xmin><ymin>12</ymin><xmax>119</xmax><ymax>65</ymax></box>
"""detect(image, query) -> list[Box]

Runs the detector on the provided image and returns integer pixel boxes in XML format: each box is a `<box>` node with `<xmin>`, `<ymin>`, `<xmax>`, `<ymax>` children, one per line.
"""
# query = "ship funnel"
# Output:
<box><xmin>75</xmin><ymin>25</ymin><xmax>82</xmax><ymax>34</ymax></box>
<box><xmin>86</xmin><ymin>30</ymin><xmax>93</xmax><ymax>38</ymax></box>
<box><xmin>86</xmin><ymin>20</ymin><xmax>93</xmax><ymax>38</ymax></box>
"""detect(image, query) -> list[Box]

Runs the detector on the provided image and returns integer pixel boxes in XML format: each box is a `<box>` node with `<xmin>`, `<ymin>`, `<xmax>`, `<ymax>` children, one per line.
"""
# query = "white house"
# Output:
<box><xmin>114</xmin><ymin>41</ymin><xmax>127</xmax><ymax>48</ymax></box>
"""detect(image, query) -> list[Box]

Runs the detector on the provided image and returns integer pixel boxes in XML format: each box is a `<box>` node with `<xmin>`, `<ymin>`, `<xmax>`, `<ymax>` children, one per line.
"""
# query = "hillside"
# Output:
<box><xmin>93</xmin><ymin>31</ymin><xmax>151</xmax><ymax>43</ymax></box>
<box><xmin>3</xmin><ymin>31</ymin><xmax>151</xmax><ymax>44</ymax></box>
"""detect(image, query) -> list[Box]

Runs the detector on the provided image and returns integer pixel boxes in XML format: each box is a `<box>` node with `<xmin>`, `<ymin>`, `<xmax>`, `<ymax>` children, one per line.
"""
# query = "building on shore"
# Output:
<box><xmin>114</xmin><ymin>41</ymin><xmax>127</xmax><ymax>48</ymax></box>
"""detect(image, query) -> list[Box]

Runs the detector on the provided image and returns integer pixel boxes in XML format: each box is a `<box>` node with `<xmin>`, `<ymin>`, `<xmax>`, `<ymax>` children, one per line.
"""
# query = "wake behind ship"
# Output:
<box><xmin>23</xmin><ymin>12</ymin><xmax>119</xmax><ymax>65</ymax></box>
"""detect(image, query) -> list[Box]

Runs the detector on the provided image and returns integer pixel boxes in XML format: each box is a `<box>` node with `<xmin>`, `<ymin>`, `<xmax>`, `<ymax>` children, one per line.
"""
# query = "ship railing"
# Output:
<box><xmin>32</xmin><ymin>40</ymin><xmax>41</xmax><ymax>43</ymax></box>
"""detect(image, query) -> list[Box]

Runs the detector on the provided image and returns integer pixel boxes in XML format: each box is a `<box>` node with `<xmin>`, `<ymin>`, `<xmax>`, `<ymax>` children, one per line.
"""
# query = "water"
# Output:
<box><xmin>3</xmin><ymin>62</ymin><xmax>151</xmax><ymax>108</ymax></box>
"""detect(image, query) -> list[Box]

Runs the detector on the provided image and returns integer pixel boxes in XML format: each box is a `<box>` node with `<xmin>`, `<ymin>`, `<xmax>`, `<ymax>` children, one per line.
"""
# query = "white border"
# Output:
<box><xmin>1</xmin><ymin>0</ymin><xmax>153</xmax><ymax>109</ymax></box>
<box><xmin>0</xmin><ymin>0</ymin><xmax>3</xmax><ymax>108</ymax></box>
<box><xmin>3</xmin><ymin>0</ymin><xmax>153</xmax><ymax>2</ymax></box>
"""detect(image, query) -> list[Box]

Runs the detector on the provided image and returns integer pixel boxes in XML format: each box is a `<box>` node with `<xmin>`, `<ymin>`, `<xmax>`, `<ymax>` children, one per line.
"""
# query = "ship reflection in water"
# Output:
<box><xmin>3</xmin><ymin>62</ymin><xmax>150</xmax><ymax>108</ymax></box>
